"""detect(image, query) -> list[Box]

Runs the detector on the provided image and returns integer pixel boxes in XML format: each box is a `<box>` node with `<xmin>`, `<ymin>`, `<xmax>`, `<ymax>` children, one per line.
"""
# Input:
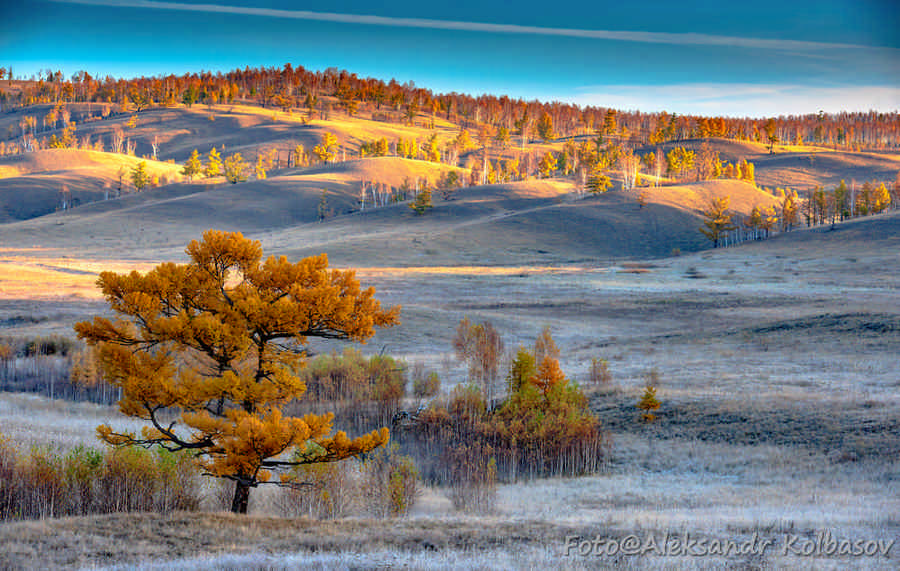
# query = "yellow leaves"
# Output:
<box><xmin>73</xmin><ymin>230</ymin><xmax>397</xmax><ymax>491</ymax></box>
<box><xmin>97</xmin><ymin>424</ymin><xmax>133</xmax><ymax>446</ymax></box>
<box><xmin>532</xmin><ymin>356</ymin><xmax>567</xmax><ymax>396</ymax></box>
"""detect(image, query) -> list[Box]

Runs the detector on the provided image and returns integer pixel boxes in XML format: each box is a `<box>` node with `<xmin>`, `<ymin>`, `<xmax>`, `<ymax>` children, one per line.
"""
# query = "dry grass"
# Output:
<box><xmin>0</xmin><ymin>107</ymin><xmax>898</xmax><ymax>569</ymax></box>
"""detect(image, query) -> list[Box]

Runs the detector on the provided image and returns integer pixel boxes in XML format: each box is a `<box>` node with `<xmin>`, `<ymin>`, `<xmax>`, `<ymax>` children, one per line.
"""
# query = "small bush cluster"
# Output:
<box><xmin>407</xmin><ymin>329</ymin><xmax>605</xmax><ymax>490</ymax></box>
<box><xmin>443</xmin><ymin>441</ymin><xmax>497</xmax><ymax>513</ymax></box>
<box><xmin>275</xmin><ymin>444</ymin><xmax>419</xmax><ymax>519</ymax></box>
<box><xmin>0</xmin><ymin>435</ymin><xmax>201</xmax><ymax>521</ymax></box>
<box><xmin>0</xmin><ymin>339</ymin><xmax>120</xmax><ymax>404</ymax></box>
<box><xmin>288</xmin><ymin>348</ymin><xmax>408</xmax><ymax>432</ymax></box>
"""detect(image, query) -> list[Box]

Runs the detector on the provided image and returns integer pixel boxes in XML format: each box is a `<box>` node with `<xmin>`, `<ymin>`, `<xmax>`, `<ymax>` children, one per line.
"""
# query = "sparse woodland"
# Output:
<box><xmin>0</xmin><ymin>65</ymin><xmax>899</xmax><ymax>567</ymax></box>
<box><xmin>1</xmin><ymin>65</ymin><xmax>898</xmax><ymax>229</ymax></box>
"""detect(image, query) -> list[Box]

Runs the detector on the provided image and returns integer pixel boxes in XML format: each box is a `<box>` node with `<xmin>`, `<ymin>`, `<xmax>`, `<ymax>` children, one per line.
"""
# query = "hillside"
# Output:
<box><xmin>0</xmin><ymin>149</ymin><xmax>184</xmax><ymax>221</ymax></box>
<box><xmin>0</xmin><ymin>163</ymin><xmax>779</xmax><ymax>267</ymax></box>
<box><xmin>639</xmin><ymin>137</ymin><xmax>900</xmax><ymax>190</ymax></box>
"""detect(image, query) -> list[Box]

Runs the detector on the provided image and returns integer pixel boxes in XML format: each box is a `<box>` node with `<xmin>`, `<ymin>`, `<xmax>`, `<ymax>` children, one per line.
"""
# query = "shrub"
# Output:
<box><xmin>0</xmin><ymin>436</ymin><xmax>201</xmax><ymax>521</ymax></box>
<box><xmin>412</xmin><ymin>371</ymin><xmax>440</xmax><ymax>398</ymax></box>
<box><xmin>589</xmin><ymin>357</ymin><xmax>612</xmax><ymax>385</ymax></box>
<box><xmin>360</xmin><ymin>443</ymin><xmax>419</xmax><ymax>517</ymax></box>
<box><xmin>442</xmin><ymin>441</ymin><xmax>497</xmax><ymax>513</ymax></box>
<box><xmin>276</xmin><ymin>461</ymin><xmax>359</xmax><ymax>519</ymax></box>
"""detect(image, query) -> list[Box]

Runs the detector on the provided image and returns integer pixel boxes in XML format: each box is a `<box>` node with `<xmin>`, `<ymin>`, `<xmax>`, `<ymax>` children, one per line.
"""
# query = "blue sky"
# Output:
<box><xmin>2</xmin><ymin>0</ymin><xmax>898</xmax><ymax>117</ymax></box>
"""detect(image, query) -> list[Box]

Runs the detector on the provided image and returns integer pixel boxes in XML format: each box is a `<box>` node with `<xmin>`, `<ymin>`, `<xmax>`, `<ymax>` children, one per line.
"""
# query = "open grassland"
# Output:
<box><xmin>0</xmin><ymin>210</ymin><xmax>898</xmax><ymax>569</ymax></box>
<box><xmin>0</xmin><ymin>101</ymin><xmax>898</xmax><ymax>568</ymax></box>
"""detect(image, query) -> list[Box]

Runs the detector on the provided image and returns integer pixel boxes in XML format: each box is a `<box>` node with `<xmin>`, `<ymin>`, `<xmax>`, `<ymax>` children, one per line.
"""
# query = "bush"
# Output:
<box><xmin>411</xmin><ymin>364</ymin><xmax>440</xmax><ymax>398</ymax></box>
<box><xmin>589</xmin><ymin>357</ymin><xmax>612</xmax><ymax>385</ymax></box>
<box><xmin>360</xmin><ymin>444</ymin><xmax>419</xmax><ymax>517</ymax></box>
<box><xmin>442</xmin><ymin>442</ymin><xmax>497</xmax><ymax>513</ymax></box>
<box><xmin>0</xmin><ymin>435</ymin><xmax>201</xmax><ymax>521</ymax></box>
<box><xmin>292</xmin><ymin>348</ymin><xmax>408</xmax><ymax>432</ymax></box>
<box><xmin>407</xmin><ymin>352</ymin><xmax>604</xmax><ymax>482</ymax></box>
<box><xmin>276</xmin><ymin>445</ymin><xmax>420</xmax><ymax>519</ymax></box>
<box><xmin>276</xmin><ymin>461</ymin><xmax>359</xmax><ymax>519</ymax></box>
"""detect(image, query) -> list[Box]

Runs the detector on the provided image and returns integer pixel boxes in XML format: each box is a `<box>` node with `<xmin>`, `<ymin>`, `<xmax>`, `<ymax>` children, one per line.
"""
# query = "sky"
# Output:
<box><xmin>2</xmin><ymin>0</ymin><xmax>898</xmax><ymax>117</ymax></box>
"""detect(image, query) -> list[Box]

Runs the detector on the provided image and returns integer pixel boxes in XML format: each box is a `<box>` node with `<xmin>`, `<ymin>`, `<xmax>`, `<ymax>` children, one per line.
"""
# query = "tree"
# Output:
<box><xmin>181</xmin><ymin>149</ymin><xmax>203</xmax><ymax>182</ymax></box>
<box><xmin>312</xmin><ymin>132</ymin><xmax>338</xmax><ymax>163</ymax></box>
<box><xmin>699</xmin><ymin>196</ymin><xmax>735</xmax><ymax>248</ymax></box>
<box><xmin>506</xmin><ymin>347</ymin><xmax>536</xmax><ymax>394</ymax></box>
<box><xmin>533</xmin><ymin>325</ymin><xmax>559</xmax><ymax>364</ymax></box>
<box><xmin>536</xmin><ymin>112</ymin><xmax>555</xmax><ymax>142</ymax></box>
<box><xmin>781</xmin><ymin>191</ymin><xmax>799</xmax><ymax>231</ymax></box>
<box><xmin>73</xmin><ymin>231</ymin><xmax>398</xmax><ymax>514</ymax></box>
<box><xmin>205</xmin><ymin>147</ymin><xmax>223</xmax><ymax>178</ymax></box>
<box><xmin>758</xmin><ymin>205</ymin><xmax>778</xmax><ymax>238</ymax></box>
<box><xmin>764</xmin><ymin>118</ymin><xmax>779</xmax><ymax>153</ymax></box>
<box><xmin>603</xmin><ymin>109</ymin><xmax>617</xmax><ymax>136</ymax></box>
<box><xmin>637</xmin><ymin>191</ymin><xmax>648</xmax><ymax>209</ymax></box>
<box><xmin>130</xmin><ymin>161</ymin><xmax>149</xmax><ymax>191</ymax></box>
<box><xmin>494</xmin><ymin>126</ymin><xmax>510</xmax><ymax>148</ymax></box>
<box><xmin>872</xmin><ymin>182</ymin><xmax>891</xmax><ymax>213</ymax></box>
<box><xmin>537</xmin><ymin>151</ymin><xmax>557</xmax><ymax>178</ymax></box>
<box><xmin>409</xmin><ymin>187</ymin><xmax>433</xmax><ymax>215</ymax></box>
<box><xmin>255</xmin><ymin>155</ymin><xmax>267</xmax><ymax>180</ymax></box>
<box><xmin>317</xmin><ymin>190</ymin><xmax>329</xmax><ymax>221</ymax></box>
<box><xmin>453</xmin><ymin>318</ymin><xmax>504</xmax><ymax>402</ymax></box>
<box><xmin>586</xmin><ymin>164</ymin><xmax>612</xmax><ymax>194</ymax></box>
<box><xmin>638</xmin><ymin>385</ymin><xmax>660</xmax><ymax>422</ymax></box>
<box><xmin>223</xmin><ymin>153</ymin><xmax>249</xmax><ymax>184</ymax></box>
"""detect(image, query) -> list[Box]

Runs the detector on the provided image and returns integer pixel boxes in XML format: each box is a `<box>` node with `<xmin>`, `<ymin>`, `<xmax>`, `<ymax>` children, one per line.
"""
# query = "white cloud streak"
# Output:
<box><xmin>564</xmin><ymin>84</ymin><xmax>900</xmax><ymax>117</ymax></box>
<box><xmin>49</xmin><ymin>0</ymin><xmax>888</xmax><ymax>52</ymax></box>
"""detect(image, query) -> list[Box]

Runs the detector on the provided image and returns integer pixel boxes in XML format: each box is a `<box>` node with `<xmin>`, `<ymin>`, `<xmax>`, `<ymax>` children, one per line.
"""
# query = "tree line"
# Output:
<box><xmin>2</xmin><ymin>64</ymin><xmax>897</xmax><ymax>152</ymax></box>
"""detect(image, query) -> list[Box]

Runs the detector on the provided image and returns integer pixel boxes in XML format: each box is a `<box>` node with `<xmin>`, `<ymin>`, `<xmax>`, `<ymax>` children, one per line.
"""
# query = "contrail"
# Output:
<box><xmin>49</xmin><ymin>0</ymin><xmax>881</xmax><ymax>52</ymax></box>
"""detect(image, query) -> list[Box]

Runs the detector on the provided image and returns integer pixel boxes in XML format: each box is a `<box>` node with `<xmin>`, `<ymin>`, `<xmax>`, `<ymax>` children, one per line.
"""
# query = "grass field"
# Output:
<box><xmin>0</xmin><ymin>102</ymin><xmax>897</xmax><ymax>569</ymax></box>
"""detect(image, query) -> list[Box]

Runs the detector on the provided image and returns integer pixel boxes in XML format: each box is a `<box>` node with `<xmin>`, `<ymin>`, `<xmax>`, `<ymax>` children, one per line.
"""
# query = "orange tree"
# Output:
<box><xmin>74</xmin><ymin>230</ymin><xmax>399</xmax><ymax>513</ymax></box>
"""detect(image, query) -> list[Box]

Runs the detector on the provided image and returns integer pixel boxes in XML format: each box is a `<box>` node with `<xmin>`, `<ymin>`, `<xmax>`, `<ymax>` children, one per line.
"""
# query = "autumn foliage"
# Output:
<box><xmin>410</xmin><ymin>328</ymin><xmax>603</xmax><ymax>484</ymax></box>
<box><xmin>74</xmin><ymin>230</ymin><xmax>399</xmax><ymax>513</ymax></box>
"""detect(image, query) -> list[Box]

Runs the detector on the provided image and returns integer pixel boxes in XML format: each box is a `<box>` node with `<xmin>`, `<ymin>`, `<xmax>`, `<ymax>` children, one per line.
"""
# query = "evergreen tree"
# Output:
<box><xmin>205</xmin><ymin>147</ymin><xmax>223</xmax><ymax>177</ymax></box>
<box><xmin>255</xmin><ymin>155</ymin><xmax>266</xmax><ymax>180</ymax></box>
<box><xmin>699</xmin><ymin>196</ymin><xmax>735</xmax><ymax>247</ymax></box>
<box><xmin>181</xmin><ymin>149</ymin><xmax>202</xmax><ymax>182</ymax></box>
<box><xmin>586</xmin><ymin>164</ymin><xmax>612</xmax><ymax>194</ymax></box>
<box><xmin>312</xmin><ymin>132</ymin><xmax>339</xmax><ymax>163</ymax></box>
<box><xmin>538</xmin><ymin>151</ymin><xmax>557</xmax><ymax>178</ymax></box>
<box><xmin>536</xmin><ymin>112</ymin><xmax>555</xmax><ymax>142</ymax></box>
<box><xmin>130</xmin><ymin>161</ymin><xmax>149</xmax><ymax>191</ymax></box>
<box><xmin>223</xmin><ymin>152</ymin><xmax>249</xmax><ymax>184</ymax></box>
<box><xmin>74</xmin><ymin>231</ymin><xmax>397</xmax><ymax>514</ymax></box>
<box><xmin>409</xmin><ymin>187</ymin><xmax>433</xmax><ymax>215</ymax></box>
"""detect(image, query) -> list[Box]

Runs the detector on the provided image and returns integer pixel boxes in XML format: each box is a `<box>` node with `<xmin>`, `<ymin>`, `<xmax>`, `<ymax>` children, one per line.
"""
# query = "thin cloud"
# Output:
<box><xmin>49</xmin><ymin>0</ymin><xmax>886</xmax><ymax>52</ymax></box>
<box><xmin>565</xmin><ymin>84</ymin><xmax>900</xmax><ymax>117</ymax></box>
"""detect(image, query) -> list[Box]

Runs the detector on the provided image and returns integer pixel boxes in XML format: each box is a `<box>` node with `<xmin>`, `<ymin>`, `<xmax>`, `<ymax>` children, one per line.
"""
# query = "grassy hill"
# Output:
<box><xmin>0</xmin><ymin>104</ymin><xmax>896</xmax><ymax>266</ymax></box>
<box><xmin>0</xmin><ymin>149</ymin><xmax>184</xmax><ymax>221</ymax></box>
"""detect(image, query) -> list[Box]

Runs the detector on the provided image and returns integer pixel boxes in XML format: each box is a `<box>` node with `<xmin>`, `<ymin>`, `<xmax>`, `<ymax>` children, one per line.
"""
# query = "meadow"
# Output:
<box><xmin>0</xmin><ymin>96</ymin><xmax>897</xmax><ymax>569</ymax></box>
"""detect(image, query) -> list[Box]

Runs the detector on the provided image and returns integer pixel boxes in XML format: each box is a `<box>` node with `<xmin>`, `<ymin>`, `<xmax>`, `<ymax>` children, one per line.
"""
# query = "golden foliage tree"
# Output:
<box><xmin>223</xmin><ymin>153</ymin><xmax>249</xmax><ymax>184</ymax></box>
<box><xmin>699</xmin><ymin>196</ymin><xmax>735</xmax><ymax>248</ymax></box>
<box><xmin>181</xmin><ymin>149</ymin><xmax>203</xmax><ymax>182</ymax></box>
<box><xmin>312</xmin><ymin>132</ymin><xmax>339</xmax><ymax>164</ymax></box>
<box><xmin>205</xmin><ymin>147</ymin><xmax>223</xmax><ymax>177</ymax></box>
<box><xmin>130</xmin><ymin>161</ymin><xmax>149</xmax><ymax>191</ymax></box>
<box><xmin>74</xmin><ymin>230</ymin><xmax>399</xmax><ymax>513</ymax></box>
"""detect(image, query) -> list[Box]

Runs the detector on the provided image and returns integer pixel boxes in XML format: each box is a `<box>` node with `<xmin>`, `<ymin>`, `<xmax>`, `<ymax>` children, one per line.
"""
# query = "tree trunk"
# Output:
<box><xmin>231</xmin><ymin>480</ymin><xmax>251</xmax><ymax>514</ymax></box>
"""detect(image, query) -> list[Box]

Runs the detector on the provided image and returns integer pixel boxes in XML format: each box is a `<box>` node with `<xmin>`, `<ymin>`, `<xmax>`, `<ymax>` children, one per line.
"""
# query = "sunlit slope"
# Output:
<box><xmin>0</xmin><ymin>157</ymin><xmax>466</xmax><ymax>256</ymax></box>
<box><xmin>0</xmin><ymin>149</ymin><xmax>184</xmax><ymax>221</ymax></box>
<box><xmin>640</xmin><ymin>137</ymin><xmax>900</xmax><ymax>190</ymax></box>
<box><xmin>1</xmin><ymin>103</ymin><xmax>462</xmax><ymax>165</ymax></box>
